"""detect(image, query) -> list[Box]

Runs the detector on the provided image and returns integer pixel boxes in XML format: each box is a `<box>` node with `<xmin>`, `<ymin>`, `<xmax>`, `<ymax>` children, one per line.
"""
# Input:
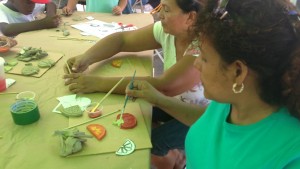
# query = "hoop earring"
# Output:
<box><xmin>232</xmin><ymin>83</ymin><xmax>244</xmax><ymax>94</ymax></box>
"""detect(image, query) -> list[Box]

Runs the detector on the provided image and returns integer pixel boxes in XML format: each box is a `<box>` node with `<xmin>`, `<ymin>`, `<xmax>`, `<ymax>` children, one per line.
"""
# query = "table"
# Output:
<box><xmin>0</xmin><ymin>12</ymin><xmax>154</xmax><ymax>169</ymax></box>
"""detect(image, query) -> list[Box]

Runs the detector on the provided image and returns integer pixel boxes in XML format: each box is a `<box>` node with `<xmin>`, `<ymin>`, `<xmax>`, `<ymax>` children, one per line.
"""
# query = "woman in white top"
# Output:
<box><xmin>64</xmin><ymin>0</ymin><xmax>207</xmax><ymax>168</ymax></box>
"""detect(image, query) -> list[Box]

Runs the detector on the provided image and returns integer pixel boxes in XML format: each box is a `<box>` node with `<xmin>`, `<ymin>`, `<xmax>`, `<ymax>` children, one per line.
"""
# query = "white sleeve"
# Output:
<box><xmin>32</xmin><ymin>4</ymin><xmax>46</xmax><ymax>16</ymax></box>
<box><xmin>0</xmin><ymin>4</ymin><xmax>9</xmax><ymax>23</ymax></box>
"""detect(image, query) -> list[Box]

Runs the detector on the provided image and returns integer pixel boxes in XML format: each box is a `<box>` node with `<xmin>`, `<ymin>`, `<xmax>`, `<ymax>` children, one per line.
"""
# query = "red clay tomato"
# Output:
<box><xmin>116</xmin><ymin>113</ymin><xmax>137</xmax><ymax>129</ymax></box>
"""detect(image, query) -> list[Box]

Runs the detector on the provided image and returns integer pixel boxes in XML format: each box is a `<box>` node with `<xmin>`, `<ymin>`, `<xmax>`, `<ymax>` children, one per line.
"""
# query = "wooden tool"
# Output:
<box><xmin>65</xmin><ymin>61</ymin><xmax>71</xmax><ymax>74</ymax></box>
<box><xmin>114</xmin><ymin>70</ymin><xmax>136</xmax><ymax>126</ymax></box>
<box><xmin>65</xmin><ymin>109</ymin><xmax>121</xmax><ymax>129</ymax></box>
<box><xmin>91</xmin><ymin>77</ymin><xmax>125</xmax><ymax>112</ymax></box>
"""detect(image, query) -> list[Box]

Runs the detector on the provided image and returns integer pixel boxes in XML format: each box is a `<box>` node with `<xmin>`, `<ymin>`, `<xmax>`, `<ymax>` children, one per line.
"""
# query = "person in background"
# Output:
<box><xmin>63</xmin><ymin>0</ymin><xmax>207</xmax><ymax>168</ymax></box>
<box><xmin>123</xmin><ymin>0</ymin><xmax>149</xmax><ymax>14</ymax></box>
<box><xmin>52</xmin><ymin>0</ymin><xmax>72</xmax><ymax>9</ymax></box>
<box><xmin>126</xmin><ymin>0</ymin><xmax>300</xmax><ymax>168</ymax></box>
<box><xmin>290</xmin><ymin>0</ymin><xmax>300</xmax><ymax>10</ymax></box>
<box><xmin>148</xmin><ymin>0</ymin><xmax>160</xmax><ymax>10</ymax></box>
<box><xmin>0</xmin><ymin>0</ymin><xmax>60</xmax><ymax>37</ymax></box>
<box><xmin>51</xmin><ymin>0</ymin><xmax>67</xmax><ymax>9</ymax></box>
<box><xmin>62</xmin><ymin>0</ymin><xmax>128</xmax><ymax>15</ymax></box>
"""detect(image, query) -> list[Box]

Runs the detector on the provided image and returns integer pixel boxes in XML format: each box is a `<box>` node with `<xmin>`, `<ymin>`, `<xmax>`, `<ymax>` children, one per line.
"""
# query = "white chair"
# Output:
<box><xmin>131</xmin><ymin>0</ymin><xmax>144</xmax><ymax>13</ymax></box>
<box><xmin>77</xmin><ymin>0</ymin><xmax>86</xmax><ymax>11</ymax></box>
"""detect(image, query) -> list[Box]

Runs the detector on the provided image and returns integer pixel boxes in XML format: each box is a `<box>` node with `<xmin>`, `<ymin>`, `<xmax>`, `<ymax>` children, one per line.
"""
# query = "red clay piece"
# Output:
<box><xmin>116</xmin><ymin>113</ymin><xmax>137</xmax><ymax>129</ymax></box>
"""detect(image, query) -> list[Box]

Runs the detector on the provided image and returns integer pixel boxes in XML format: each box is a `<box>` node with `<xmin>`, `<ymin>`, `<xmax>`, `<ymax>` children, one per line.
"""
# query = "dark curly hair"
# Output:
<box><xmin>195</xmin><ymin>0</ymin><xmax>300</xmax><ymax>117</ymax></box>
<box><xmin>176</xmin><ymin>0</ymin><xmax>205</xmax><ymax>13</ymax></box>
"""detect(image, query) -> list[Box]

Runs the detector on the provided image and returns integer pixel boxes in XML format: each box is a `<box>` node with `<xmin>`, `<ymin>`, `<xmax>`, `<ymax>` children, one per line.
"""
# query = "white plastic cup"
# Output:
<box><xmin>0</xmin><ymin>57</ymin><xmax>6</xmax><ymax>92</ymax></box>
<box><xmin>16</xmin><ymin>91</ymin><xmax>36</xmax><ymax>101</ymax></box>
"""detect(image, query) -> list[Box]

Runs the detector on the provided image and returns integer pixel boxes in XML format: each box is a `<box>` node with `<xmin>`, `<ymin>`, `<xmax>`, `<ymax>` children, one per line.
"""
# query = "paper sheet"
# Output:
<box><xmin>53</xmin><ymin>94</ymin><xmax>92</xmax><ymax>113</ymax></box>
<box><xmin>68</xmin><ymin>103</ymin><xmax>152</xmax><ymax>156</ymax></box>
<box><xmin>71</xmin><ymin>20</ymin><xmax>137</xmax><ymax>38</ymax></box>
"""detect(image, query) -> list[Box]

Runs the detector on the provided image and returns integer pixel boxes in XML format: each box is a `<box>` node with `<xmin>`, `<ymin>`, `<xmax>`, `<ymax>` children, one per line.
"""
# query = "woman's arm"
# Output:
<box><xmin>64</xmin><ymin>46</ymin><xmax>199</xmax><ymax>95</ymax></box>
<box><xmin>65</xmin><ymin>23</ymin><xmax>161</xmax><ymax>73</ymax></box>
<box><xmin>113</xmin><ymin>0</ymin><xmax>128</xmax><ymax>15</ymax></box>
<box><xmin>63</xmin><ymin>23</ymin><xmax>162</xmax><ymax>93</ymax></box>
<box><xmin>126</xmin><ymin>80</ymin><xmax>206</xmax><ymax>126</ymax></box>
<box><xmin>64</xmin><ymin>56</ymin><xmax>199</xmax><ymax>95</ymax></box>
<box><xmin>118</xmin><ymin>0</ymin><xmax>128</xmax><ymax>11</ymax></box>
<box><xmin>155</xmin><ymin>92</ymin><xmax>206</xmax><ymax>126</ymax></box>
<box><xmin>84</xmin><ymin>23</ymin><xmax>160</xmax><ymax>63</ymax></box>
<box><xmin>149</xmin><ymin>55</ymin><xmax>200</xmax><ymax>96</ymax></box>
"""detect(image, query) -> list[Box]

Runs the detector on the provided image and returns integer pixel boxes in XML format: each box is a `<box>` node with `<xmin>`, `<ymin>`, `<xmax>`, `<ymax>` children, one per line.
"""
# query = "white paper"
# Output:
<box><xmin>71</xmin><ymin>20</ymin><xmax>137</xmax><ymax>38</ymax></box>
<box><xmin>53</xmin><ymin>94</ymin><xmax>91</xmax><ymax>113</ymax></box>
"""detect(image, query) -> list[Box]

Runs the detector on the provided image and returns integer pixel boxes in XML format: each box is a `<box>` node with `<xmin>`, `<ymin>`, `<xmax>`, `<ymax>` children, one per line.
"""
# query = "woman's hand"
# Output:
<box><xmin>63</xmin><ymin>73</ymin><xmax>101</xmax><ymax>93</ymax></box>
<box><xmin>64</xmin><ymin>54</ymin><xmax>91</xmax><ymax>74</ymax></box>
<box><xmin>125</xmin><ymin>80</ymin><xmax>165</xmax><ymax>106</ymax></box>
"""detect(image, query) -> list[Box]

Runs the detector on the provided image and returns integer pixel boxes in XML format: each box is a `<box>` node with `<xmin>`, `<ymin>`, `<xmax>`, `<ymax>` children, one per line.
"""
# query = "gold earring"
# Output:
<box><xmin>232</xmin><ymin>83</ymin><xmax>244</xmax><ymax>94</ymax></box>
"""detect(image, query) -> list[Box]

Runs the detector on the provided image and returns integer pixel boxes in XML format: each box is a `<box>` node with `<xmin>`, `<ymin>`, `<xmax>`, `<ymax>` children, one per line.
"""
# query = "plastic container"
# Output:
<box><xmin>85</xmin><ymin>103</ymin><xmax>103</xmax><ymax>118</ymax></box>
<box><xmin>16</xmin><ymin>91</ymin><xmax>36</xmax><ymax>101</ymax></box>
<box><xmin>0</xmin><ymin>40</ymin><xmax>9</xmax><ymax>53</ymax></box>
<box><xmin>0</xmin><ymin>57</ymin><xmax>6</xmax><ymax>92</ymax></box>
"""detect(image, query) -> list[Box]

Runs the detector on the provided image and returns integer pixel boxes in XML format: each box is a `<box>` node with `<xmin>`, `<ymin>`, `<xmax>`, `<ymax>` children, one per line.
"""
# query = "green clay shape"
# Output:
<box><xmin>38</xmin><ymin>59</ymin><xmax>55</xmax><ymax>68</ymax></box>
<box><xmin>21</xmin><ymin>65</ymin><xmax>39</xmax><ymax>76</ymax></box>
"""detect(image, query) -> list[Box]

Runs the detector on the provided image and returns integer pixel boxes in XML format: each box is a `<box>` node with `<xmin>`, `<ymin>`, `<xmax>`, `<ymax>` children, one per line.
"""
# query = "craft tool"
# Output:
<box><xmin>122</xmin><ymin>24</ymin><xmax>134</xmax><ymax>29</ymax></box>
<box><xmin>65</xmin><ymin>61</ymin><xmax>71</xmax><ymax>74</ymax></box>
<box><xmin>56</xmin><ymin>0</ymin><xmax>61</xmax><ymax>11</ymax></box>
<box><xmin>91</xmin><ymin>77</ymin><xmax>125</xmax><ymax>112</ymax></box>
<box><xmin>116</xmin><ymin>23</ymin><xmax>134</xmax><ymax>30</ymax></box>
<box><xmin>115</xmin><ymin>70</ymin><xmax>136</xmax><ymax>126</ymax></box>
<box><xmin>57</xmin><ymin>37</ymin><xmax>96</xmax><ymax>42</ymax></box>
<box><xmin>0</xmin><ymin>92</ymin><xmax>19</xmax><ymax>95</ymax></box>
<box><xmin>49</xmin><ymin>36</ymin><xmax>96</xmax><ymax>42</ymax></box>
<box><xmin>65</xmin><ymin>109</ymin><xmax>121</xmax><ymax>129</ymax></box>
